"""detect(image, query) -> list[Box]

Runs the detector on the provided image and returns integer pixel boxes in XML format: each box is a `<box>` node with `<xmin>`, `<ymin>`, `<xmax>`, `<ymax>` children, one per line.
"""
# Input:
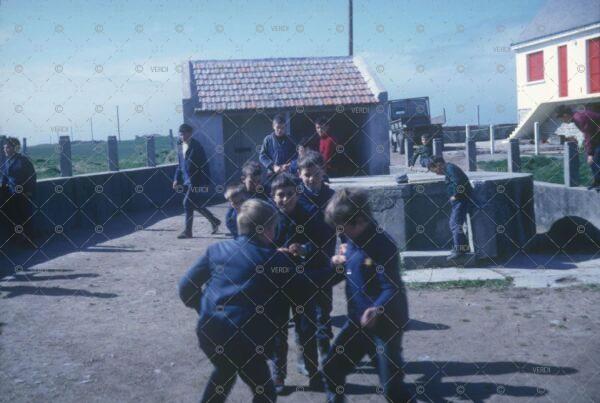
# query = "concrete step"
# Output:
<box><xmin>401</xmin><ymin>250</ymin><xmax>478</xmax><ymax>270</ymax></box>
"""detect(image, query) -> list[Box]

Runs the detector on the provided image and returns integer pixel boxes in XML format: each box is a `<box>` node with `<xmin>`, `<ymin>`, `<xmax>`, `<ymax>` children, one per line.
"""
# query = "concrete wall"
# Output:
<box><xmin>362</xmin><ymin>104</ymin><xmax>391</xmax><ymax>175</ymax></box>
<box><xmin>1</xmin><ymin>164</ymin><xmax>184</xmax><ymax>246</ymax></box>
<box><xmin>331</xmin><ymin>172</ymin><xmax>536</xmax><ymax>259</ymax></box>
<box><xmin>534</xmin><ymin>181</ymin><xmax>600</xmax><ymax>233</ymax></box>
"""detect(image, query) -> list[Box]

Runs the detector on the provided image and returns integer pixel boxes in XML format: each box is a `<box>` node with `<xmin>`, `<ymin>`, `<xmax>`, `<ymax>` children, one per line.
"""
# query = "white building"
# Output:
<box><xmin>510</xmin><ymin>0</ymin><xmax>600</xmax><ymax>140</ymax></box>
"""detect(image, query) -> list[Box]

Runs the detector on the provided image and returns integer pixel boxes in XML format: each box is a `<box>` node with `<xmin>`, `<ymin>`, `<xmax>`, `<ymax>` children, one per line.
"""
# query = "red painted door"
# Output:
<box><xmin>558</xmin><ymin>45</ymin><xmax>568</xmax><ymax>97</ymax></box>
<box><xmin>589</xmin><ymin>37</ymin><xmax>600</xmax><ymax>93</ymax></box>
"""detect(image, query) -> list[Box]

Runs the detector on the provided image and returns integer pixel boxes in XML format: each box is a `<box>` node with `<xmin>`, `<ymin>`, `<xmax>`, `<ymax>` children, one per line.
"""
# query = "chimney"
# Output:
<box><xmin>349</xmin><ymin>0</ymin><xmax>353</xmax><ymax>56</ymax></box>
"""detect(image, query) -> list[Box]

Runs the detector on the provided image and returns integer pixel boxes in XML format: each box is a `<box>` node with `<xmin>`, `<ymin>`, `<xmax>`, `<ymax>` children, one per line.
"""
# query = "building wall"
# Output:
<box><xmin>515</xmin><ymin>27</ymin><xmax>600</xmax><ymax>122</ymax></box>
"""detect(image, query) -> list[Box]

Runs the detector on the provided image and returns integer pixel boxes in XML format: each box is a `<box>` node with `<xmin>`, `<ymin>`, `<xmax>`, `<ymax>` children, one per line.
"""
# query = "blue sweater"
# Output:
<box><xmin>178</xmin><ymin>236</ymin><xmax>295</xmax><ymax>346</ymax></box>
<box><xmin>1</xmin><ymin>153</ymin><xmax>36</xmax><ymax>195</ymax></box>
<box><xmin>259</xmin><ymin>133</ymin><xmax>297</xmax><ymax>171</ymax></box>
<box><xmin>342</xmin><ymin>225</ymin><xmax>409</xmax><ymax>335</ymax></box>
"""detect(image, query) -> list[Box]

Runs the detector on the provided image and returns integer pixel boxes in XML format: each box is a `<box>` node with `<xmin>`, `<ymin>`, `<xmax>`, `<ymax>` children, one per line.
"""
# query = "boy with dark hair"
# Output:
<box><xmin>241</xmin><ymin>161</ymin><xmax>270</xmax><ymax>200</ymax></box>
<box><xmin>1</xmin><ymin>137</ymin><xmax>37</xmax><ymax>247</ymax></box>
<box><xmin>323</xmin><ymin>188</ymin><xmax>411</xmax><ymax>403</ymax></box>
<box><xmin>315</xmin><ymin>116</ymin><xmax>338</xmax><ymax>175</ymax></box>
<box><xmin>269</xmin><ymin>172</ymin><xmax>327</xmax><ymax>393</ymax></box>
<box><xmin>297</xmin><ymin>150</ymin><xmax>337</xmax><ymax>360</ymax></box>
<box><xmin>173</xmin><ymin>123</ymin><xmax>221</xmax><ymax>238</ymax></box>
<box><xmin>223</xmin><ymin>184</ymin><xmax>249</xmax><ymax>238</ymax></box>
<box><xmin>179</xmin><ymin>199</ymin><xmax>294</xmax><ymax>403</ymax></box>
<box><xmin>259</xmin><ymin>114</ymin><xmax>297</xmax><ymax>176</ymax></box>
<box><xmin>556</xmin><ymin>105</ymin><xmax>600</xmax><ymax>189</ymax></box>
<box><xmin>409</xmin><ymin>134</ymin><xmax>433</xmax><ymax>168</ymax></box>
<box><xmin>428</xmin><ymin>157</ymin><xmax>474</xmax><ymax>260</ymax></box>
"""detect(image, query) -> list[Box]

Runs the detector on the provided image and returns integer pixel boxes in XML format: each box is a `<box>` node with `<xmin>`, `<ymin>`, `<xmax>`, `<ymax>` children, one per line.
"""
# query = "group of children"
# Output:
<box><xmin>179</xmin><ymin>146</ymin><xmax>411</xmax><ymax>402</ymax></box>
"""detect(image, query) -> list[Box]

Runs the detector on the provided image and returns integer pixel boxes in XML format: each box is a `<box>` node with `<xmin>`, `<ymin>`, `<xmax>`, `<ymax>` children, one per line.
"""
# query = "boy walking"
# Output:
<box><xmin>428</xmin><ymin>157</ymin><xmax>474</xmax><ymax>260</ymax></box>
<box><xmin>323</xmin><ymin>188</ymin><xmax>411</xmax><ymax>403</ymax></box>
<box><xmin>173</xmin><ymin>123</ymin><xmax>221</xmax><ymax>238</ymax></box>
<box><xmin>179</xmin><ymin>199</ymin><xmax>293</xmax><ymax>403</ymax></box>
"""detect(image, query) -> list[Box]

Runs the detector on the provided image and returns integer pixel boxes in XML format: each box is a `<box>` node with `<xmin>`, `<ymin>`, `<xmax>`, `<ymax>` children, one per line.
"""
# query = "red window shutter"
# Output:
<box><xmin>527</xmin><ymin>51</ymin><xmax>544</xmax><ymax>81</ymax></box>
<box><xmin>588</xmin><ymin>37</ymin><xmax>600</xmax><ymax>93</ymax></box>
<box><xmin>558</xmin><ymin>45</ymin><xmax>568</xmax><ymax>97</ymax></box>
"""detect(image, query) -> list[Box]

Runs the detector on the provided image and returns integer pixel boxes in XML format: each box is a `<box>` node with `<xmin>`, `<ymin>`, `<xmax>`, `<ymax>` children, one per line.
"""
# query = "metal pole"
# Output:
<box><xmin>465</xmin><ymin>125</ymin><xmax>470</xmax><ymax>141</ymax></box>
<box><xmin>476</xmin><ymin>105</ymin><xmax>480</xmax><ymax>127</ymax></box>
<box><xmin>348</xmin><ymin>0</ymin><xmax>353</xmax><ymax>56</ymax></box>
<box><xmin>508</xmin><ymin>139</ymin><xmax>521</xmax><ymax>173</ymax></box>
<box><xmin>564</xmin><ymin>141</ymin><xmax>580</xmax><ymax>187</ymax></box>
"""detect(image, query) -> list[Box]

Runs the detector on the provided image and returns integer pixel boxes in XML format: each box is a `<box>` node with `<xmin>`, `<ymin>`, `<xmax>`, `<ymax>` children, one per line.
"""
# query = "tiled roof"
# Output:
<box><xmin>513</xmin><ymin>0</ymin><xmax>600</xmax><ymax>46</ymax></box>
<box><xmin>190</xmin><ymin>56</ymin><xmax>381</xmax><ymax>112</ymax></box>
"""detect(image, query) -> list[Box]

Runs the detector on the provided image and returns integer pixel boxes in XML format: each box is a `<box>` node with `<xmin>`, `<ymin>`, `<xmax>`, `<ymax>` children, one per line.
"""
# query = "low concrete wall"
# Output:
<box><xmin>0</xmin><ymin>164</ymin><xmax>192</xmax><ymax>245</ymax></box>
<box><xmin>331</xmin><ymin>172</ymin><xmax>536</xmax><ymax>259</ymax></box>
<box><xmin>534</xmin><ymin>182</ymin><xmax>600</xmax><ymax>233</ymax></box>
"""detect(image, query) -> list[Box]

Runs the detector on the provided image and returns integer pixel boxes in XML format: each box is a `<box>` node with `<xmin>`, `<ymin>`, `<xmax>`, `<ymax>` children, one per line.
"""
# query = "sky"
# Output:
<box><xmin>0</xmin><ymin>0</ymin><xmax>545</xmax><ymax>145</ymax></box>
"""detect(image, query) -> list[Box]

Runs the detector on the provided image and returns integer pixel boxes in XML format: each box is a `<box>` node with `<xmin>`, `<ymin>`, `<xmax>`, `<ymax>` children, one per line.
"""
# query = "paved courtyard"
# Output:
<box><xmin>1</xmin><ymin>205</ymin><xmax>600</xmax><ymax>402</ymax></box>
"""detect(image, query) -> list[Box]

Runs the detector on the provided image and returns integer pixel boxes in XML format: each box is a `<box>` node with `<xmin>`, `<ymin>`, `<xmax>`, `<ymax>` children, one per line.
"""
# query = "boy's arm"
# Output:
<box><xmin>178</xmin><ymin>250</ymin><xmax>211</xmax><ymax>312</ymax></box>
<box><xmin>372</xmin><ymin>250</ymin><xmax>402</xmax><ymax>310</ymax></box>
<box><xmin>259</xmin><ymin>136</ymin><xmax>274</xmax><ymax>170</ymax></box>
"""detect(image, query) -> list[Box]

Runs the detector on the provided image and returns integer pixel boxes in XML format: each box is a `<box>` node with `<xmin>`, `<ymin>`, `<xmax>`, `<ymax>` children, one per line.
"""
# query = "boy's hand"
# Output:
<box><xmin>331</xmin><ymin>254</ymin><xmax>346</xmax><ymax>265</ymax></box>
<box><xmin>277</xmin><ymin>247</ymin><xmax>290</xmax><ymax>253</ymax></box>
<box><xmin>287</xmin><ymin>243</ymin><xmax>305</xmax><ymax>257</ymax></box>
<box><xmin>588</xmin><ymin>155</ymin><xmax>594</xmax><ymax>165</ymax></box>
<box><xmin>172</xmin><ymin>180</ymin><xmax>178</xmax><ymax>190</ymax></box>
<box><xmin>273</xmin><ymin>165</ymin><xmax>283</xmax><ymax>174</ymax></box>
<box><xmin>450</xmin><ymin>196</ymin><xmax>456</xmax><ymax>202</ymax></box>
<box><xmin>360</xmin><ymin>307</ymin><xmax>379</xmax><ymax>328</ymax></box>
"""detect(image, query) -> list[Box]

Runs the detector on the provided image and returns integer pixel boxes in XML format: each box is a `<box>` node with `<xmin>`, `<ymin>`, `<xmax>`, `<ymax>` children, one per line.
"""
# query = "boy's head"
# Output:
<box><xmin>224</xmin><ymin>184</ymin><xmax>249</xmax><ymax>212</ymax></box>
<box><xmin>272</xmin><ymin>114</ymin><xmax>286</xmax><ymax>137</ymax></box>
<box><xmin>270</xmin><ymin>172</ymin><xmax>299</xmax><ymax>214</ymax></box>
<box><xmin>237</xmin><ymin>199</ymin><xmax>278</xmax><ymax>243</ymax></box>
<box><xmin>241</xmin><ymin>161</ymin><xmax>265</xmax><ymax>193</ymax></box>
<box><xmin>555</xmin><ymin>105</ymin><xmax>574</xmax><ymax>123</ymax></box>
<box><xmin>298</xmin><ymin>150</ymin><xmax>325</xmax><ymax>192</ymax></box>
<box><xmin>325</xmin><ymin>188</ymin><xmax>373</xmax><ymax>241</ymax></box>
<box><xmin>3</xmin><ymin>137</ymin><xmax>19</xmax><ymax>157</ymax></box>
<box><xmin>178</xmin><ymin>123</ymin><xmax>194</xmax><ymax>143</ymax></box>
<box><xmin>421</xmin><ymin>134</ymin><xmax>431</xmax><ymax>145</ymax></box>
<box><xmin>315</xmin><ymin>116</ymin><xmax>330</xmax><ymax>138</ymax></box>
<box><xmin>427</xmin><ymin>156</ymin><xmax>446</xmax><ymax>175</ymax></box>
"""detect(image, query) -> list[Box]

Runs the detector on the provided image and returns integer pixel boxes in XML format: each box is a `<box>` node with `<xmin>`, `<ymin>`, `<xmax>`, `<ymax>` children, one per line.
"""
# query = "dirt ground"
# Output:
<box><xmin>1</xmin><ymin>206</ymin><xmax>599</xmax><ymax>402</ymax></box>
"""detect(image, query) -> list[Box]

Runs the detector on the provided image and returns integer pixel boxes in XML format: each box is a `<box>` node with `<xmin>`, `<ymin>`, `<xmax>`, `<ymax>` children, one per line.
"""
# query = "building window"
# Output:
<box><xmin>527</xmin><ymin>51</ymin><xmax>544</xmax><ymax>82</ymax></box>
<box><xmin>588</xmin><ymin>37</ymin><xmax>600</xmax><ymax>93</ymax></box>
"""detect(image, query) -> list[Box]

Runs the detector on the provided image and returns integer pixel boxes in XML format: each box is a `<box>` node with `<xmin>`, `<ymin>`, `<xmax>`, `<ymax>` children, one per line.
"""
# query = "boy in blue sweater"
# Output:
<box><xmin>269</xmin><ymin>172</ymin><xmax>329</xmax><ymax>393</ymax></box>
<box><xmin>259</xmin><ymin>115</ymin><xmax>297</xmax><ymax>176</ymax></box>
<box><xmin>297</xmin><ymin>151</ymin><xmax>337</xmax><ymax>360</ymax></box>
<box><xmin>323</xmin><ymin>188</ymin><xmax>411</xmax><ymax>403</ymax></box>
<box><xmin>179</xmin><ymin>199</ymin><xmax>294</xmax><ymax>403</ymax></box>
<box><xmin>428</xmin><ymin>157</ymin><xmax>474</xmax><ymax>260</ymax></box>
<box><xmin>241</xmin><ymin>161</ymin><xmax>270</xmax><ymax>201</ymax></box>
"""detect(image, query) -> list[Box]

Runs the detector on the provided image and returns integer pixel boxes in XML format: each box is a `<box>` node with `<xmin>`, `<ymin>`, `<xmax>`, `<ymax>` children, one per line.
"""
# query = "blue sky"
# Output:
<box><xmin>0</xmin><ymin>0</ymin><xmax>544</xmax><ymax>145</ymax></box>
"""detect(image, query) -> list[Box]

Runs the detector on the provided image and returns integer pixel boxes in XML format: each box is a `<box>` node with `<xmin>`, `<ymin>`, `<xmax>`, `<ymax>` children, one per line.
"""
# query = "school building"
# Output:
<box><xmin>180</xmin><ymin>56</ymin><xmax>389</xmax><ymax>187</ymax></box>
<box><xmin>510</xmin><ymin>0</ymin><xmax>600</xmax><ymax>141</ymax></box>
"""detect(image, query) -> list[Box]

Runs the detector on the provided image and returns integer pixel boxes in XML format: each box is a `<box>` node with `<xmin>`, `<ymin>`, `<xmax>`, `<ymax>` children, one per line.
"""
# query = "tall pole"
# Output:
<box><xmin>348</xmin><ymin>0</ymin><xmax>353</xmax><ymax>56</ymax></box>
<box><xmin>116</xmin><ymin>105</ymin><xmax>121</xmax><ymax>142</ymax></box>
<box><xmin>90</xmin><ymin>117</ymin><xmax>94</xmax><ymax>141</ymax></box>
<box><xmin>476</xmin><ymin>105</ymin><xmax>480</xmax><ymax>127</ymax></box>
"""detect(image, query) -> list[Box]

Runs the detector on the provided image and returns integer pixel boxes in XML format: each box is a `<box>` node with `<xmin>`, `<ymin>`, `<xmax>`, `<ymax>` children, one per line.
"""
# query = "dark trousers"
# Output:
<box><xmin>449</xmin><ymin>198</ymin><xmax>471</xmax><ymax>253</ymax></box>
<box><xmin>316</xmin><ymin>285</ymin><xmax>333</xmax><ymax>344</ymax></box>
<box><xmin>591</xmin><ymin>145</ymin><xmax>600</xmax><ymax>185</ymax></box>
<box><xmin>322</xmin><ymin>322</ymin><xmax>410</xmax><ymax>403</ymax></box>
<box><xmin>183</xmin><ymin>186</ymin><xmax>219</xmax><ymax>233</ymax></box>
<box><xmin>271</xmin><ymin>301</ymin><xmax>319</xmax><ymax>381</ymax></box>
<box><xmin>198</xmin><ymin>332</ymin><xmax>275</xmax><ymax>403</ymax></box>
<box><xmin>2</xmin><ymin>192</ymin><xmax>35</xmax><ymax>244</ymax></box>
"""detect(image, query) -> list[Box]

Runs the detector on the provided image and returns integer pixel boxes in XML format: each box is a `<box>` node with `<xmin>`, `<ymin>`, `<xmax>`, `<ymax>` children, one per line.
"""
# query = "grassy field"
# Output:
<box><xmin>478</xmin><ymin>154</ymin><xmax>593</xmax><ymax>185</ymax></box>
<box><xmin>26</xmin><ymin>136</ymin><xmax>178</xmax><ymax>179</ymax></box>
